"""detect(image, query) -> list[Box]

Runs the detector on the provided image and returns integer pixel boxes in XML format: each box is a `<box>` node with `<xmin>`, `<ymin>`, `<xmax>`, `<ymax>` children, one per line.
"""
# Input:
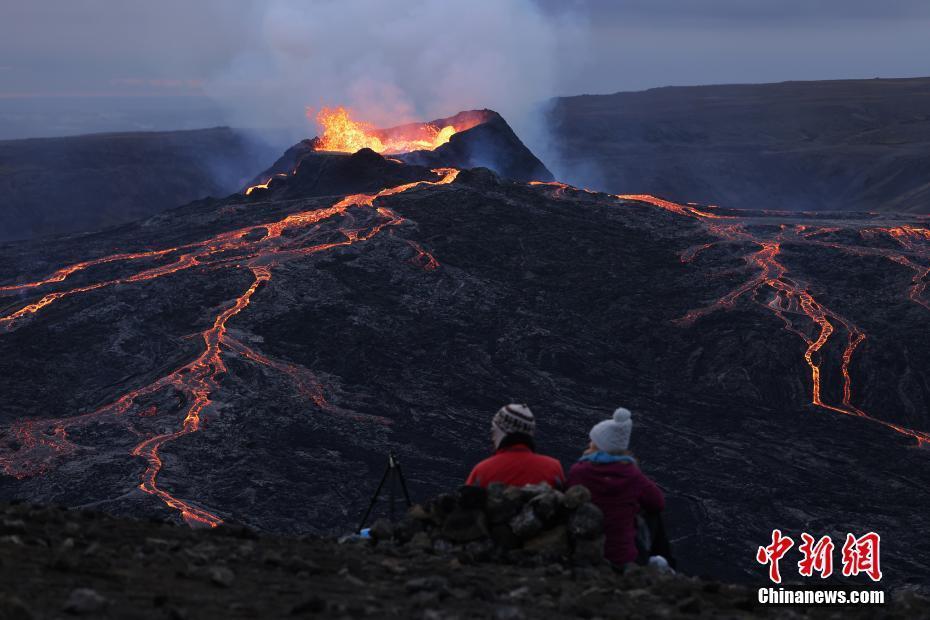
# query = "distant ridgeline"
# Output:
<box><xmin>0</xmin><ymin>127</ymin><xmax>284</xmax><ymax>242</ymax></box>
<box><xmin>550</xmin><ymin>77</ymin><xmax>930</xmax><ymax>214</ymax></box>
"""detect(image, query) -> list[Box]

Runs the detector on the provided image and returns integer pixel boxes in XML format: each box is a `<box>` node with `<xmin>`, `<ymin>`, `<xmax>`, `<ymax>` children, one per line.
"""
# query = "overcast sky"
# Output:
<box><xmin>1</xmin><ymin>0</ymin><xmax>929</xmax><ymax>138</ymax></box>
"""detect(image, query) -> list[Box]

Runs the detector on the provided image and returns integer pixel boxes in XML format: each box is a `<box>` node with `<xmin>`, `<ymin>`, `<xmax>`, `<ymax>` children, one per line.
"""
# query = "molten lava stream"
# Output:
<box><xmin>128</xmin><ymin>265</ymin><xmax>270</xmax><ymax>527</ymax></box>
<box><xmin>0</xmin><ymin>168</ymin><xmax>459</xmax><ymax>332</ymax></box>
<box><xmin>536</xmin><ymin>179</ymin><xmax>930</xmax><ymax>447</ymax></box>
<box><xmin>800</xmin><ymin>224</ymin><xmax>930</xmax><ymax>312</ymax></box>
<box><xmin>0</xmin><ymin>166</ymin><xmax>460</xmax><ymax>524</ymax></box>
<box><xmin>406</xmin><ymin>240</ymin><xmax>440</xmax><ymax>271</ymax></box>
<box><xmin>0</xmin><ymin>247</ymin><xmax>178</xmax><ymax>293</ymax></box>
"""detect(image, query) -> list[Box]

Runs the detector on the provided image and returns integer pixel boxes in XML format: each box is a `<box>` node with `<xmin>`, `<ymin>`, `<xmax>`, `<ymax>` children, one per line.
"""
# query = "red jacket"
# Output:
<box><xmin>567</xmin><ymin>459</ymin><xmax>665</xmax><ymax>565</ymax></box>
<box><xmin>466</xmin><ymin>444</ymin><xmax>565</xmax><ymax>489</ymax></box>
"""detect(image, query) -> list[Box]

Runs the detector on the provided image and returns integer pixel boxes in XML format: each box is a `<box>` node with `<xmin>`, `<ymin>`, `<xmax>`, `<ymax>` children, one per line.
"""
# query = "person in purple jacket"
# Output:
<box><xmin>566</xmin><ymin>407</ymin><xmax>669</xmax><ymax>568</ymax></box>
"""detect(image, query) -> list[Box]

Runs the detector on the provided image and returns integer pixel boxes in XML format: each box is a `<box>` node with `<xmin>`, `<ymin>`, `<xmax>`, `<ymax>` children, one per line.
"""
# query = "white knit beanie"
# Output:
<box><xmin>491</xmin><ymin>404</ymin><xmax>535</xmax><ymax>448</ymax></box>
<box><xmin>589</xmin><ymin>407</ymin><xmax>633</xmax><ymax>454</ymax></box>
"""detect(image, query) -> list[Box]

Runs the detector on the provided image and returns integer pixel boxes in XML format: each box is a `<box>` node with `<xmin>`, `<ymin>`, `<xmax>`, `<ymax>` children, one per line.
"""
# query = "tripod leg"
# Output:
<box><xmin>395</xmin><ymin>463</ymin><xmax>413</xmax><ymax>507</ymax></box>
<box><xmin>389</xmin><ymin>466</ymin><xmax>396</xmax><ymax>522</ymax></box>
<box><xmin>358</xmin><ymin>463</ymin><xmax>391</xmax><ymax>532</ymax></box>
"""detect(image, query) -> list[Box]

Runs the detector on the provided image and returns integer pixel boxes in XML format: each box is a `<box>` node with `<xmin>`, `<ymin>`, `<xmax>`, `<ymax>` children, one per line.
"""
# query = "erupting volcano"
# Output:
<box><xmin>1</xmin><ymin>108</ymin><xmax>929</xmax><ymax>582</ymax></box>
<box><xmin>312</xmin><ymin>107</ymin><xmax>480</xmax><ymax>155</ymax></box>
<box><xmin>242</xmin><ymin>108</ymin><xmax>552</xmax><ymax>197</ymax></box>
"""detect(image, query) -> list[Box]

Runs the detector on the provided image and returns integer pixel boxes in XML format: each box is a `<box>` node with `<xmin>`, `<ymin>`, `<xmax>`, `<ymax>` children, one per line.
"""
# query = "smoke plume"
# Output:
<box><xmin>204</xmin><ymin>0</ymin><xmax>587</xmax><ymax>172</ymax></box>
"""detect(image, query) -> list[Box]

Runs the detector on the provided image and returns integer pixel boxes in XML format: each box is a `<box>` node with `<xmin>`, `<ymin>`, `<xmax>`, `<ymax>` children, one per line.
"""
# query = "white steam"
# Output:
<box><xmin>204</xmin><ymin>0</ymin><xmax>587</xmax><ymax>167</ymax></box>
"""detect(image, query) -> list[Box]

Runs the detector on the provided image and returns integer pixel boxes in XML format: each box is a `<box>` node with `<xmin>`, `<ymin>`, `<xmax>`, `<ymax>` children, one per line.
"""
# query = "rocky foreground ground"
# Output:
<box><xmin>1</xmin><ymin>502</ymin><xmax>927</xmax><ymax>619</ymax></box>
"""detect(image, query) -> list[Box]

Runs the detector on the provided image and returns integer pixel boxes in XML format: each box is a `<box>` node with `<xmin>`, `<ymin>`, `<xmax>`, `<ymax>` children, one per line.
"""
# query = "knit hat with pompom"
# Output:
<box><xmin>589</xmin><ymin>407</ymin><xmax>633</xmax><ymax>454</ymax></box>
<box><xmin>491</xmin><ymin>404</ymin><xmax>535</xmax><ymax>448</ymax></box>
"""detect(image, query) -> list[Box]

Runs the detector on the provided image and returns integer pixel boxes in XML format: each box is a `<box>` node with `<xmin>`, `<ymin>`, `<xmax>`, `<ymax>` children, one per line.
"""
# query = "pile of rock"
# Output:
<box><xmin>367</xmin><ymin>483</ymin><xmax>606</xmax><ymax>564</ymax></box>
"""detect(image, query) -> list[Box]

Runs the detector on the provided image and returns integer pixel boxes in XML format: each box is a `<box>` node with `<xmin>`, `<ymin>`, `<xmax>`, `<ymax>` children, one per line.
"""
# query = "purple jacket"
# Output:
<box><xmin>567</xmin><ymin>458</ymin><xmax>665</xmax><ymax>565</ymax></box>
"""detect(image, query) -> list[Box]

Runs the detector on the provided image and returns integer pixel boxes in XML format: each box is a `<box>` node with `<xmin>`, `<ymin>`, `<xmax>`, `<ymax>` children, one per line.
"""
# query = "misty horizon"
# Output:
<box><xmin>3</xmin><ymin>0</ymin><xmax>930</xmax><ymax>141</ymax></box>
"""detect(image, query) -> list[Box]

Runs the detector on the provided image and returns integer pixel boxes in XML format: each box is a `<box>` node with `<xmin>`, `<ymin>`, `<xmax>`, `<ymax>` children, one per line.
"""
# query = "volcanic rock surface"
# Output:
<box><xmin>0</xmin><ymin>134</ymin><xmax>928</xmax><ymax>588</ymax></box>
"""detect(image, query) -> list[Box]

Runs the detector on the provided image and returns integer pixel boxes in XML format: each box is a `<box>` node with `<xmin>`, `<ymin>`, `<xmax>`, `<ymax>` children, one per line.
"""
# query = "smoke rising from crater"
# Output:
<box><xmin>204</xmin><ymin>0</ymin><xmax>587</xmax><ymax>171</ymax></box>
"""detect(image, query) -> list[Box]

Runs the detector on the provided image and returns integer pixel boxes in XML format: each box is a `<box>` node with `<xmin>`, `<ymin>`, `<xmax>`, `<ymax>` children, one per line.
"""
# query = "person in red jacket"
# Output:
<box><xmin>566</xmin><ymin>407</ymin><xmax>668</xmax><ymax>567</ymax></box>
<box><xmin>465</xmin><ymin>404</ymin><xmax>565</xmax><ymax>488</ymax></box>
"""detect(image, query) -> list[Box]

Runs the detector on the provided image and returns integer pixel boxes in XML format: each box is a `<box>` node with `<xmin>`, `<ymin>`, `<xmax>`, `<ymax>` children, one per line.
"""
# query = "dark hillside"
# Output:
<box><xmin>550</xmin><ymin>77</ymin><xmax>930</xmax><ymax>213</ymax></box>
<box><xmin>0</xmin><ymin>127</ymin><xmax>282</xmax><ymax>241</ymax></box>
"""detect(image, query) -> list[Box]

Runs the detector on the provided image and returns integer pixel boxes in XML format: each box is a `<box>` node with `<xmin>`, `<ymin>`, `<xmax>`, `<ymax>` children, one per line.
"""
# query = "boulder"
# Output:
<box><xmin>455</xmin><ymin>485</ymin><xmax>488</xmax><ymax>510</ymax></box>
<box><xmin>509</xmin><ymin>505</ymin><xmax>543</xmax><ymax>540</ymax></box>
<box><xmin>426</xmin><ymin>494</ymin><xmax>457</xmax><ymax>522</ymax></box>
<box><xmin>572</xmin><ymin>535</ymin><xmax>605</xmax><ymax>565</ymax></box>
<box><xmin>486</xmin><ymin>490</ymin><xmax>522</xmax><ymax>524</ymax></box>
<box><xmin>405</xmin><ymin>576</ymin><xmax>450</xmax><ymax>594</ymax></box>
<box><xmin>391</xmin><ymin>483</ymin><xmax>609</xmax><ymax>564</ymax></box>
<box><xmin>528</xmin><ymin>490</ymin><xmax>562</xmax><ymax>524</ymax></box>
<box><xmin>392</xmin><ymin>515</ymin><xmax>423</xmax><ymax>543</ymax></box>
<box><xmin>441</xmin><ymin>509</ymin><xmax>488</xmax><ymax>543</ymax></box>
<box><xmin>518</xmin><ymin>484</ymin><xmax>552</xmax><ymax>502</ymax></box>
<box><xmin>561</xmin><ymin>485</ymin><xmax>591</xmax><ymax>510</ymax></box>
<box><xmin>208</xmin><ymin>565</ymin><xmax>235</xmax><ymax>588</ymax></box>
<box><xmin>523</xmin><ymin>525</ymin><xmax>570</xmax><ymax>559</ymax></box>
<box><xmin>568</xmin><ymin>503</ymin><xmax>603</xmax><ymax>540</ymax></box>
<box><xmin>489</xmin><ymin>524</ymin><xmax>520</xmax><ymax>551</ymax></box>
<box><xmin>409</xmin><ymin>532</ymin><xmax>432</xmax><ymax>551</ymax></box>
<box><xmin>462</xmin><ymin>539</ymin><xmax>496</xmax><ymax>562</ymax></box>
<box><xmin>63</xmin><ymin>588</ymin><xmax>108</xmax><ymax>615</ymax></box>
<box><xmin>369</xmin><ymin>518</ymin><xmax>394</xmax><ymax>542</ymax></box>
<box><xmin>407</xmin><ymin>504</ymin><xmax>431</xmax><ymax>522</ymax></box>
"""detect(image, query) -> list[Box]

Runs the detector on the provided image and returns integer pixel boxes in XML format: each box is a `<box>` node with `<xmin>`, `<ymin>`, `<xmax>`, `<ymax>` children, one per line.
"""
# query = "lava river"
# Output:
<box><xmin>532</xmin><ymin>181</ymin><xmax>930</xmax><ymax>448</ymax></box>
<box><xmin>643</xmin><ymin>198</ymin><xmax>930</xmax><ymax>446</ymax></box>
<box><xmin>0</xmin><ymin>167</ymin><xmax>458</xmax><ymax>526</ymax></box>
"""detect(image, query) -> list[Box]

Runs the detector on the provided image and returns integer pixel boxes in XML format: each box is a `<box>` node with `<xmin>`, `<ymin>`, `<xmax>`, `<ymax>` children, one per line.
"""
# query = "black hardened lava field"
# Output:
<box><xmin>1</xmin><ymin>110</ymin><xmax>929</xmax><ymax>587</ymax></box>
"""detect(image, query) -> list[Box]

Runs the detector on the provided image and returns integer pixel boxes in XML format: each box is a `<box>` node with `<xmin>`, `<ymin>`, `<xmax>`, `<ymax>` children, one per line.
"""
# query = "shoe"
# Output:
<box><xmin>648</xmin><ymin>555</ymin><xmax>675</xmax><ymax>574</ymax></box>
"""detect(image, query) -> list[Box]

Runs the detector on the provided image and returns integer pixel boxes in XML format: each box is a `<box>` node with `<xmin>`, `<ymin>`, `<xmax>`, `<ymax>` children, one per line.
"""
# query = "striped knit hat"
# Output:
<box><xmin>491</xmin><ymin>404</ymin><xmax>536</xmax><ymax>448</ymax></box>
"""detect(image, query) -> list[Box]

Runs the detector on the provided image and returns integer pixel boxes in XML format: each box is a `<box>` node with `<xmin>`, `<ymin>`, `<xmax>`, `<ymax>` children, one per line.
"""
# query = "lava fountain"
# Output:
<box><xmin>312</xmin><ymin>107</ymin><xmax>482</xmax><ymax>154</ymax></box>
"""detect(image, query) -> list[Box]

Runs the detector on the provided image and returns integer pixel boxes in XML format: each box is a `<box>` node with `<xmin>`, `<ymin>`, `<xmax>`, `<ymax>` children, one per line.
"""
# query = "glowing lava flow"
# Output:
<box><xmin>0</xmin><ymin>167</ymin><xmax>458</xmax><ymax>524</ymax></box>
<box><xmin>406</xmin><ymin>240</ymin><xmax>440</xmax><ymax>271</ymax></box>
<box><xmin>313</xmin><ymin>107</ymin><xmax>477</xmax><ymax>154</ymax></box>
<box><xmin>0</xmin><ymin>248</ymin><xmax>179</xmax><ymax>293</ymax></box>
<box><xmin>130</xmin><ymin>265</ymin><xmax>271</xmax><ymax>527</ymax></box>
<box><xmin>530</xmin><ymin>182</ymin><xmax>930</xmax><ymax>447</ymax></box>
<box><xmin>245</xmin><ymin>173</ymin><xmax>290</xmax><ymax>196</ymax></box>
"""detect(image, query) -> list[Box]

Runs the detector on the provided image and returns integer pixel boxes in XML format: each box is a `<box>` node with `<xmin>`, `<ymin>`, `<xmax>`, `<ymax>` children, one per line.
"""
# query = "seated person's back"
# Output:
<box><xmin>566</xmin><ymin>408</ymin><xmax>665</xmax><ymax>566</ymax></box>
<box><xmin>466</xmin><ymin>404</ymin><xmax>565</xmax><ymax>489</ymax></box>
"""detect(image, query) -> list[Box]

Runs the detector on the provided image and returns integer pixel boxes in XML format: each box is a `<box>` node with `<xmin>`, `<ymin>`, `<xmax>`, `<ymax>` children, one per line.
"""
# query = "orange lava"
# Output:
<box><xmin>664</xmin><ymin>202</ymin><xmax>928</xmax><ymax>446</ymax></box>
<box><xmin>313</xmin><ymin>107</ymin><xmax>475</xmax><ymax>154</ymax></box>
<box><xmin>406</xmin><ymin>240</ymin><xmax>440</xmax><ymax>271</ymax></box>
<box><xmin>245</xmin><ymin>173</ymin><xmax>289</xmax><ymax>196</ymax></box>
<box><xmin>615</xmin><ymin>194</ymin><xmax>728</xmax><ymax>220</ymax></box>
<box><xmin>532</xmin><ymin>180</ymin><xmax>930</xmax><ymax>448</ymax></box>
<box><xmin>0</xmin><ymin>167</ymin><xmax>457</xmax><ymax>524</ymax></box>
<box><xmin>0</xmin><ymin>248</ymin><xmax>179</xmax><ymax>293</ymax></box>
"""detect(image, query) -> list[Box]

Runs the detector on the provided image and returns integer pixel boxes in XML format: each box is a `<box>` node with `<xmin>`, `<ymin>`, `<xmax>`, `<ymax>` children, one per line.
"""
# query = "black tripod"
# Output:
<box><xmin>358</xmin><ymin>450</ymin><xmax>412</xmax><ymax>532</ymax></box>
